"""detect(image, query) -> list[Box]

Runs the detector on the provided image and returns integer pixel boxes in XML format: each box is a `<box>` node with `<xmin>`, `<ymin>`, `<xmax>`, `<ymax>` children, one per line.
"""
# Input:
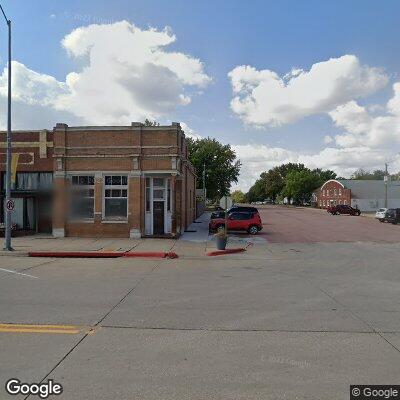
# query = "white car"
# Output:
<box><xmin>375</xmin><ymin>208</ymin><xmax>388</xmax><ymax>222</ymax></box>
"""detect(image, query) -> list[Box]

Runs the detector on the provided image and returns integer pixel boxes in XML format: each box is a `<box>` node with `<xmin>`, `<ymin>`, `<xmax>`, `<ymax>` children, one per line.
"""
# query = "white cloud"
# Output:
<box><xmin>323</xmin><ymin>135</ymin><xmax>333</xmax><ymax>144</ymax></box>
<box><xmin>180</xmin><ymin>122</ymin><xmax>202</xmax><ymax>140</ymax></box>
<box><xmin>232</xmin><ymin>144</ymin><xmax>297</xmax><ymax>190</ymax></box>
<box><xmin>330</xmin><ymin>82</ymin><xmax>400</xmax><ymax>148</ymax></box>
<box><xmin>232</xmin><ymin>143</ymin><xmax>400</xmax><ymax>192</ymax></box>
<box><xmin>228</xmin><ymin>55</ymin><xmax>388</xmax><ymax>127</ymax></box>
<box><xmin>0</xmin><ymin>20</ymin><xmax>211</xmax><ymax>129</ymax></box>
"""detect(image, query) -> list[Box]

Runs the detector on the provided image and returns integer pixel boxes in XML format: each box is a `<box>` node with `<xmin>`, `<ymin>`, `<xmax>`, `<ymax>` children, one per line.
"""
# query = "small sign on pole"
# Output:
<box><xmin>6</xmin><ymin>199</ymin><xmax>14</xmax><ymax>212</ymax></box>
<box><xmin>219</xmin><ymin>196</ymin><xmax>233</xmax><ymax>210</ymax></box>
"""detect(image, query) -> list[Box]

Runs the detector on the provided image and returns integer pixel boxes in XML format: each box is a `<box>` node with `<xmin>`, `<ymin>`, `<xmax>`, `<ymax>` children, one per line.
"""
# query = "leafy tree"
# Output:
<box><xmin>187</xmin><ymin>138</ymin><xmax>241</xmax><ymax>201</ymax></box>
<box><xmin>264</xmin><ymin>163</ymin><xmax>308</xmax><ymax>202</ymax></box>
<box><xmin>350</xmin><ymin>168</ymin><xmax>386</xmax><ymax>180</ymax></box>
<box><xmin>231</xmin><ymin>190</ymin><xmax>246</xmax><ymax>204</ymax></box>
<box><xmin>246</xmin><ymin>178</ymin><xmax>267</xmax><ymax>203</ymax></box>
<box><xmin>283</xmin><ymin>169</ymin><xmax>322</xmax><ymax>204</ymax></box>
<box><xmin>247</xmin><ymin>163</ymin><xmax>337</xmax><ymax>205</ymax></box>
<box><xmin>313</xmin><ymin>168</ymin><xmax>337</xmax><ymax>182</ymax></box>
<box><xmin>144</xmin><ymin>119</ymin><xmax>160</xmax><ymax>126</ymax></box>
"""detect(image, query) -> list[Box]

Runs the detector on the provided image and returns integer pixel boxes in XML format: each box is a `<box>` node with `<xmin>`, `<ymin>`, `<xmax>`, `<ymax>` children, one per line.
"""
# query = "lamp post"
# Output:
<box><xmin>0</xmin><ymin>4</ymin><xmax>12</xmax><ymax>250</ymax></box>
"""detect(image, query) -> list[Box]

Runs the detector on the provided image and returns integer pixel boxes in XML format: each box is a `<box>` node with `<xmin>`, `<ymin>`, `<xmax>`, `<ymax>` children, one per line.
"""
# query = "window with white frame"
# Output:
<box><xmin>339</xmin><ymin>188</ymin><xmax>342</xmax><ymax>196</ymax></box>
<box><xmin>104</xmin><ymin>175</ymin><xmax>128</xmax><ymax>220</ymax></box>
<box><xmin>334</xmin><ymin>189</ymin><xmax>337</xmax><ymax>195</ymax></box>
<box><xmin>322</xmin><ymin>190</ymin><xmax>325</xmax><ymax>196</ymax></box>
<box><xmin>70</xmin><ymin>175</ymin><xmax>95</xmax><ymax>219</ymax></box>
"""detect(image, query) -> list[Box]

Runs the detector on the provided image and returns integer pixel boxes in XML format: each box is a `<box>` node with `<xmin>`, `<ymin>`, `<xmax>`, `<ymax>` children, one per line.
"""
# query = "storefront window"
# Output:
<box><xmin>104</xmin><ymin>175</ymin><xmax>128</xmax><ymax>220</ymax></box>
<box><xmin>70</xmin><ymin>175</ymin><xmax>94</xmax><ymax>219</ymax></box>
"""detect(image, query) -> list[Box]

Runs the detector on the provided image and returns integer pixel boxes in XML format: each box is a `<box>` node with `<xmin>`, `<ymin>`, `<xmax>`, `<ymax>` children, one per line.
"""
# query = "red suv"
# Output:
<box><xmin>209</xmin><ymin>211</ymin><xmax>263</xmax><ymax>235</ymax></box>
<box><xmin>327</xmin><ymin>204</ymin><xmax>361</xmax><ymax>216</ymax></box>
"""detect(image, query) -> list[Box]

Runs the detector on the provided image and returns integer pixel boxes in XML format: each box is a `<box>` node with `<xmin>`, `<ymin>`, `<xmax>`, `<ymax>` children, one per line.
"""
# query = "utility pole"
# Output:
<box><xmin>0</xmin><ymin>4</ymin><xmax>12</xmax><ymax>250</ymax></box>
<box><xmin>202</xmin><ymin>163</ymin><xmax>206</xmax><ymax>201</ymax></box>
<box><xmin>384</xmin><ymin>162</ymin><xmax>389</xmax><ymax>209</ymax></box>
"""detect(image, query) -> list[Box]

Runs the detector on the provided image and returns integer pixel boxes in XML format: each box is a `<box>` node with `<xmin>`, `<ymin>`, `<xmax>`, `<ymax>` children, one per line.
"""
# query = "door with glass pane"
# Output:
<box><xmin>144</xmin><ymin>177</ymin><xmax>172</xmax><ymax>235</ymax></box>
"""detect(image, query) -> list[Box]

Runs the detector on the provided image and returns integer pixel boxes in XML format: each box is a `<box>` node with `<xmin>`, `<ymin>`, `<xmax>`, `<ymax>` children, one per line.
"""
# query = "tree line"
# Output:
<box><xmin>240</xmin><ymin>165</ymin><xmax>400</xmax><ymax>205</ymax></box>
<box><xmin>244</xmin><ymin>163</ymin><xmax>337</xmax><ymax>205</ymax></box>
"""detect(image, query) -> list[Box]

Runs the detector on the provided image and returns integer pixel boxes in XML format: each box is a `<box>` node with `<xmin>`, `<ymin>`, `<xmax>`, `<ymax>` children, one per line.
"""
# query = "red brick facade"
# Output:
<box><xmin>316</xmin><ymin>180</ymin><xmax>351</xmax><ymax>208</ymax></box>
<box><xmin>0</xmin><ymin>123</ymin><xmax>196</xmax><ymax>238</ymax></box>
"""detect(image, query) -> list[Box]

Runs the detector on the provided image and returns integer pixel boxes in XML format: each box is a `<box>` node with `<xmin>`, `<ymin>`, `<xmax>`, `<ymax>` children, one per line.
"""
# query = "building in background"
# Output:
<box><xmin>0</xmin><ymin>122</ymin><xmax>196</xmax><ymax>238</ymax></box>
<box><xmin>317</xmin><ymin>179</ymin><xmax>400</xmax><ymax>212</ymax></box>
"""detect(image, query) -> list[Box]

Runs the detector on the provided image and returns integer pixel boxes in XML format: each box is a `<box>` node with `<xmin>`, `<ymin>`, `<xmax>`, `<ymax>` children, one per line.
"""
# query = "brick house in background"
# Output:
<box><xmin>0</xmin><ymin>122</ymin><xmax>196</xmax><ymax>238</ymax></box>
<box><xmin>316</xmin><ymin>179</ymin><xmax>400</xmax><ymax>211</ymax></box>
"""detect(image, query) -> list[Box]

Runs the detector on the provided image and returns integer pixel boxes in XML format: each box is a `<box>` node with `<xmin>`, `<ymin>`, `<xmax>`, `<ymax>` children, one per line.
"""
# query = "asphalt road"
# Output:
<box><xmin>258</xmin><ymin>205</ymin><xmax>400</xmax><ymax>243</ymax></box>
<box><xmin>1</xmin><ymin>209</ymin><xmax>400</xmax><ymax>399</ymax></box>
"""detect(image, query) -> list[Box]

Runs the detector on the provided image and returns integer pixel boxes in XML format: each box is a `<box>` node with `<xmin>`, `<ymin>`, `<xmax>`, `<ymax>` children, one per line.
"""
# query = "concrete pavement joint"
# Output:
<box><xmin>27</xmin><ymin>258</ymin><xmax>164</xmax><ymax>398</ymax></box>
<box><xmin>296</xmin><ymin>273</ymin><xmax>400</xmax><ymax>356</ymax></box>
<box><xmin>98</xmin><ymin>325</ymin><xmax>400</xmax><ymax>334</ymax></box>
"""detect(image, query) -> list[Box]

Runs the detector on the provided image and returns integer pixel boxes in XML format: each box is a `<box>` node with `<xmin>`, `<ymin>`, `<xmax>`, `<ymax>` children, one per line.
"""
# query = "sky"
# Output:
<box><xmin>0</xmin><ymin>0</ymin><xmax>400</xmax><ymax>191</ymax></box>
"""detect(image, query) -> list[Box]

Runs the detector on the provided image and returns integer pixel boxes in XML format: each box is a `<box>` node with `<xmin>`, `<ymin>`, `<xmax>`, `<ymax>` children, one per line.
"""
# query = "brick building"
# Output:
<box><xmin>0</xmin><ymin>122</ymin><xmax>196</xmax><ymax>238</ymax></box>
<box><xmin>316</xmin><ymin>179</ymin><xmax>400</xmax><ymax>211</ymax></box>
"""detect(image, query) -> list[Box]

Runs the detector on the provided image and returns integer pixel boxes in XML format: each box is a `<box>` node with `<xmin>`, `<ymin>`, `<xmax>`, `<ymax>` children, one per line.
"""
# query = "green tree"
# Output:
<box><xmin>312</xmin><ymin>168</ymin><xmax>337</xmax><ymax>182</ymax></box>
<box><xmin>350</xmin><ymin>168</ymin><xmax>386</xmax><ymax>180</ymax></box>
<box><xmin>187</xmin><ymin>138</ymin><xmax>241</xmax><ymax>201</ymax></box>
<box><xmin>264</xmin><ymin>163</ymin><xmax>308</xmax><ymax>202</ymax></box>
<box><xmin>283</xmin><ymin>169</ymin><xmax>322</xmax><ymax>204</ymax></box>
<box><xmin>231</xmin><ymin>190</ymin><xmax>246</xmax><ymax>204</ymax></box>
<box><xmin>246</xmin><ymin>177</ymin><xmax>267</xmax><ymax>203</ymax></box>
<box><xmin>143</xmin><ymin>119</ymin><xmax>160</xmax><ymax>126</ymax></box>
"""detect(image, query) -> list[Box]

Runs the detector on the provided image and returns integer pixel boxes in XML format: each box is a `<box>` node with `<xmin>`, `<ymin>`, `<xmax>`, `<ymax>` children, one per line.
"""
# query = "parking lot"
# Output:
<box><xmin>1</xmin><ymin>207</ymin><xmax>400</xmax><ymax>399</ymax></box>
<box><xmin>258</xmin><ymin>205</ymin><xmax>400</xmax><ymax>243</ymax></box>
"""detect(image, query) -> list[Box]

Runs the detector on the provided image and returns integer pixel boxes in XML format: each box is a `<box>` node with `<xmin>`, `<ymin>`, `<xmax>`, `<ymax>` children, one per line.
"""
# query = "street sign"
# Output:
<box><xmin>6</xmin><ymin>199</ymin><xmax>14</xmax><ymax>211</ymax></box>
<box><xmin>219</xmin><ymin>196</ymin><xmax>233</xmax><ymax>210</ymax></box>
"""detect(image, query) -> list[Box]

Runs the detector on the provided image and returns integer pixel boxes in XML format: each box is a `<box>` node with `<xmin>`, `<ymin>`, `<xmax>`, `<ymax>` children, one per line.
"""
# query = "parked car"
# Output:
<box><xmin>375</xmin><ymin>208</ymin><xmax>388</xmax><ymax>222</ymax></box>
<box><xmin>227</xmin><ymin>205</ymin><xmax>258</xmax><ymax>214</ymax></box>
<box><xmin>327</xmin><ymin>204</ymin><xmax>361</xmax><ymax>216</ymax></box>
<box><xmin>209</xmin><ymin>211</ymin><xmax>263</xmax><ymax>235</ymax></box>
<box><xmin>210</xmin><ymin>205</ymin><xmax>259</xmax><ymax>219</ymax></box>
<box><xmin>385</xmin><ymin>208</ymin><xmax>400</xmax><ymax>224</ymax></box>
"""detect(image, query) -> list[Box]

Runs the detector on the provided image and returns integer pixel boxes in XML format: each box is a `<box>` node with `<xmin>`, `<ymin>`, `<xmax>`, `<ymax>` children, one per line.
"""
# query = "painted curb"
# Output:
<box><xmin>207</xmin><ymin>248</ymin><xmax>246</xmax><ymax>256</ymax></box>
<box><xmin>29</xmin><ymin>251</ymin><xmax>180</xmax><ymax>259</ymax></box>
<box><xmin>123</xmin><ymin>252</ymin><xmax>167</xmax><ymax>258</ymax></box>
<box><xmin>29</xmin><ymin>251</ymin><xmax>124</xmax><ymax>258</ymax></box>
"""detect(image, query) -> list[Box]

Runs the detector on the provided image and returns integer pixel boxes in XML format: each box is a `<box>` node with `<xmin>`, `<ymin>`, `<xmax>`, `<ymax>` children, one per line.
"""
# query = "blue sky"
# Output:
<box><xmin>1</xmin><ymin>0</ymin><xmax>400</xmax><ymax>190</ymax></box>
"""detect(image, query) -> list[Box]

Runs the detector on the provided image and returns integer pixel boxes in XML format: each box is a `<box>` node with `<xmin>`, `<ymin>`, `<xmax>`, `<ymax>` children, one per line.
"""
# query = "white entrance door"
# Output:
<box><xmin>144</xmin><ymin>177</ymin><xmax>172</xmax><ymax>235</ymax></box>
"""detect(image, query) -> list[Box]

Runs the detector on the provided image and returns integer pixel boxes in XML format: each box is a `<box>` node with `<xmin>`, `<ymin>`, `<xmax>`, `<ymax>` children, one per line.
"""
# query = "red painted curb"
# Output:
<box><xmin>29</xmin><ymin>251</ymin><xmax>124</xmax><ymax>258</ymax></box>
<box><xmin>29</xmin><ymin>250</ymin><xmax>180</xmax><ymax>259</ymax></box>
<box><xmin>166</xmin><ymin>252</ymin><xmax>179</xmax><ymax>259</ymax></box>
<box><xmin>123</xmin><ymin>252</ymin><xmax>167</xmax><ymax>258</ymax></box>
<box><xmin>207</xmin><ymin>248</ymin><xmax>246</xmax><ymax>256</ymax></box>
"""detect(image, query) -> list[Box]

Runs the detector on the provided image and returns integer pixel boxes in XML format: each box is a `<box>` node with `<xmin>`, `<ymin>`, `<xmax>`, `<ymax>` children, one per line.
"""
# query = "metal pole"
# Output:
<box><xmin>224</xmin><ymin>196</ymin><xmax>228</xmax><ymax>236</ymax></box>
<box><xmin>4</xmin><ymin>19</ymin><xmax>12</xmax><ymax>250</ymax></box>
<box><xmin>202</xmin><ymin>163</ymin><xmax>206</xmax><ymax>200</ymax></box>
<box><xmin>384</xmin><ymin>162</ymin><xmax>388</xmax><ymax>209</ymax></box>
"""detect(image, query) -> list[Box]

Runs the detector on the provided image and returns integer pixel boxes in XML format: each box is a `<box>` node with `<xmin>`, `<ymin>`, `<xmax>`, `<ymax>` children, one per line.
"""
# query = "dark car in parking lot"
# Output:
<box><xmin>210</xmin><ymin>205</ymin><xmax>259</xmax><ymax>219</ymax></box>
<box><xmin>327</xmin><ymin>204</ymin><xmax>361</xmax><ymax>216</ymax></box>
<box><xmin>385</xmin><ymin>208</ymin><xmax>400</xmax><ymax>224</ymax></box>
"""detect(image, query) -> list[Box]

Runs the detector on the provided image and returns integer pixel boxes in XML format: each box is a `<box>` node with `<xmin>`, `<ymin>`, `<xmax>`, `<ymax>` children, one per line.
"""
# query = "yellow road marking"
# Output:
<box><xmin>0</xmin><ymin>323</ymin><xmax>83</xmax><ymax>335</ymax></box>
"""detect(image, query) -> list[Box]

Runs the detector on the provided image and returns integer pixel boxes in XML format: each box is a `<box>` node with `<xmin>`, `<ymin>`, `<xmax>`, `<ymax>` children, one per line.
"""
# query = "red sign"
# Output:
<box><xmin>6</xmin><ymin>200</ymin><xmax>14</xmax><ymax>211</ymax></box>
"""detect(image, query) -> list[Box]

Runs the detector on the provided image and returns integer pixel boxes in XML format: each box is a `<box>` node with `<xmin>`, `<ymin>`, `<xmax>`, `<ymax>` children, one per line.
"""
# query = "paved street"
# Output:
<box><xmin>257</xmin><ymin>205</ymin><xmax>400</xmax><ymax>243</ymax></box>
<box><xmin>1</xmin><ymin>206</ymin><xmax>400</xmax><ymax>399</ymax></box>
